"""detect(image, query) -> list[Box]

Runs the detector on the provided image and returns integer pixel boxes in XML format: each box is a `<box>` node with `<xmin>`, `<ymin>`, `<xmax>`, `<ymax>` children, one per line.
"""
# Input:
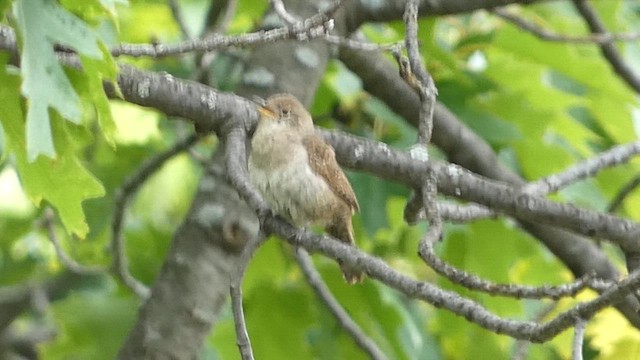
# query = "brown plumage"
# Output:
<box><xmin>248</xmin><ymin>93</ymin><xmax>364</xmax><ymax>284</ymax></box>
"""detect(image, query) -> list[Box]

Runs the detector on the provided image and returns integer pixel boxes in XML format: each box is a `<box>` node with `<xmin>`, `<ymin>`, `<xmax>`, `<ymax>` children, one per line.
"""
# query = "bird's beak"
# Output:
<box><xmin>257</xmin><ymin>106</ymin><xmax>277</xmax><ymax>120</ymax></box>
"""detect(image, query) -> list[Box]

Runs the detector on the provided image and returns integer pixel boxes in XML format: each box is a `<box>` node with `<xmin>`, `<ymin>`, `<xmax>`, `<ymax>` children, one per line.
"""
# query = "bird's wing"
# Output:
<box><xmin>302</xmin><ymin>134</ymin><xmax>359</xmax><ymax>213</ymax></box>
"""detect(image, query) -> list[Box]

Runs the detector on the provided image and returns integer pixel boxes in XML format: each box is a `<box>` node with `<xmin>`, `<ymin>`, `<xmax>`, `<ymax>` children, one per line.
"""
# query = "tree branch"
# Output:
<box><xmin>572</xmin><ymin>318</ymin><xmax>586</xmax><ymax>360</ymax></box>
<box><xmin>260</xmin><ymin>215</ymin><xmax>640</xmax><ymax>343</ymax></box>
<box><xmin>420</xmin><ymin>240</ymin><xmax>609</xmax><ymax>299</ymax></box>
<box><xmin>111</xmin><ymin>134</ymin><xmax>198</xmax><ymax>298</ymax></box>
<box><xmin>42</xmin><ymin>208</ymin><xmax>105</xmax><ymax>275</ymax></box>
<box><xmin>608</xmin><ymin>174</ymin><xmax>640</xmax><ymax>213</ymax></box>
<box><xmin>336</xmin><ymin>44</ymin><xmax>640</xmax><ymax>324</ymax></box>
<box><xmin>231</xmin><ymin>284</ymin><xmax>254</xmax><ymax>360</ymax></box>
<box><xmin>111</xmin><ymin>0</ymin><xmax>342</xmax><ymax>57</ymax></box>
<box><xmin>525</xmin><ymin>141</ymin><xmax>640</xmax><ymax>195</ymax></box>
<box><xmin>342</xmin><ymin>0</ymin><xmax>550</xmax><ymax>32</ymax></box>
<box><xmin>572</xmin><ymin>0</ymin><xmax>640</xmax><ymax>93</ymax></box>
<box><xmin>116</xmin><ymin>150</ymin><xmax>260</xmax><ymax>359</ymax></box>
<box><xmin>295</xmin><ymin>249</ymin><xmax>388</xmax><ymax>360</ymax></box>
<box><xmin>493</xmin><ymin>8</ymin><xmax>640</xmax><ymax>44</ymax></box>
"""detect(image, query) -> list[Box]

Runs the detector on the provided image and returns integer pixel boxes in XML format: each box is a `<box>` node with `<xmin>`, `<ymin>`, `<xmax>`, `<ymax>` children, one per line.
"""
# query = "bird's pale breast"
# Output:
<box><xmin>249</xmin><ymin>127</ymin><xmax>338</xmax><ymax>226</ymax></box>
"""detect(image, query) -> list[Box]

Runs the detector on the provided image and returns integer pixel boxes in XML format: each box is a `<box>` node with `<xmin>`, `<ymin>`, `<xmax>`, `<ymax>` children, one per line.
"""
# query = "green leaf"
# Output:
<box><xmin>60</xmin><ymin>0</ymin><xmax>128</xmax><ymax>23</ymax></box>
<box><xmin>13</xmin><ymin>0</ymin><xmax>105</xmax><ymax>161</ymax></box>
<box><xmin>0</xmin><ymin>64</ymin><xmax>105</xmax><ymax>238</ymax></box>
<box><xmin>75</xmin><ymin>50</ymin><xmax>119</xmax><ymax>147</ymax></box>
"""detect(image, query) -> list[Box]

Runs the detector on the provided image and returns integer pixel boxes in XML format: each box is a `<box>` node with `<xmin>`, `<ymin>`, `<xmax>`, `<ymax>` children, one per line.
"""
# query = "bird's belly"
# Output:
<box><xmin>249</xmin><ymin>155</ymin><xmax>335</xmax><ymax>226</ymax></box>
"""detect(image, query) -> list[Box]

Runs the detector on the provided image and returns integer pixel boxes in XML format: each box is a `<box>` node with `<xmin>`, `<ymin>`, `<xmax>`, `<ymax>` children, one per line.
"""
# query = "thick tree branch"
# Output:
<box><xmin>119</xmin><ymin>0</ymin><xmax>333</xmax><ymax>356</ymax></box>
<box><xmin>435</xmin><ymin>202</ymin><xmax>496</xmax><ymax>223</ymax></box>
<box><xmin>116</xmin><ymin>152</ymin><xmax>260</xmax><ymax>359</ymax></box>
<box><xmin>95</xmin><ymin>62</ymin><xmax>640</xmax><ymax>255</ymax></box>
<box><xmin>259</xmin><ymin>215</ymin><xmax>640</xmax><ymax>343</ymax></box>
<box><xmin>320</xmin><ymin>131</ymin><xmax>640</xmax><ymax>253</ymax></box>
<box><xmin>336</xmin><ymin>45</ymin><xmax>640</xmax><ymax>324</ymax></box>
<box><xmin>93</xmin><ymin>52</ymin><xmax>640</xmax><ymax>326</ymax></box>
<box><xmin>342</xmin><ymin>0</ymin><xmax>549</xmax><ymax>32</ymax></box>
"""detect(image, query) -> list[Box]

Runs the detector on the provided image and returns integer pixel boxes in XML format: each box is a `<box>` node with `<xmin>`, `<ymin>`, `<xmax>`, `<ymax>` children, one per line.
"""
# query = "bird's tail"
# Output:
<box><xmin>327</xmin><ymin>216</ymin><xmax>365</xmax><ymax>284</ymax></box>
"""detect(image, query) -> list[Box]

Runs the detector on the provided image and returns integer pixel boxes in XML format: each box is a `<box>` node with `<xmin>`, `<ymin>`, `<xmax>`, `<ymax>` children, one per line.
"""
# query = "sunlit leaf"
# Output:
<box><xmin>0</xmin><ymin>63</ymin><xmax>104</xmax><ymax>238</ymax></box>
<box><xmin>13</xmin><ymin>0</ymin><xmax>106</xmax><ymax>160</ymax></box>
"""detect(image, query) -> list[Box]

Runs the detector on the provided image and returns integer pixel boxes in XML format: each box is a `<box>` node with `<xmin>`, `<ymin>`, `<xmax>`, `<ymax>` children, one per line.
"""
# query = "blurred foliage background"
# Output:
<box><xmin>1</xmin><ymin>0</ymin><xmax>640</xmax><ymax>359</ymax></box>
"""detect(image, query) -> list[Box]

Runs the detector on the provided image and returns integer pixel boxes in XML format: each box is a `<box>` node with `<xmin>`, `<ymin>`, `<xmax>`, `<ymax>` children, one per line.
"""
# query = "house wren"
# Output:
<box><xmin>248</xmin><ymin>94</ymin><xmax>364</xmax><ymax>284</ymax></box>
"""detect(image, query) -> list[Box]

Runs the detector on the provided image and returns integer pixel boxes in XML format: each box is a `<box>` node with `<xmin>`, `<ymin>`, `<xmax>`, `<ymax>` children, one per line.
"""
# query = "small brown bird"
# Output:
<box><xmin>248</xmin><ymin>94</ymin><xmax>364</xmax><ymax>284</ymax></box>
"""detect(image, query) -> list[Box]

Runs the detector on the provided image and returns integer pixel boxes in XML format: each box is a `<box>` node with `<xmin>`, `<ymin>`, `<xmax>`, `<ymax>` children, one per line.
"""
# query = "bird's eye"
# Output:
<box><xmin>281</xmin><ymin>108</ymin><xmax>290</xmax><ymax>117</ymax></box>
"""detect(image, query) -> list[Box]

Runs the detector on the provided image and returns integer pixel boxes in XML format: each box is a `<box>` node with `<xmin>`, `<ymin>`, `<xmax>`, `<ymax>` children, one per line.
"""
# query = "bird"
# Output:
<box><xmin>248</xmin><ymin>93</ymin><xmax>364</xmax><ymax>284</ymax></box>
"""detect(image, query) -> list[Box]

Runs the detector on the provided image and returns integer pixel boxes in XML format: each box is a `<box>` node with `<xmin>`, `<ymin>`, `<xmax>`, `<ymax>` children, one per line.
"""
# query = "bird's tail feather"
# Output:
<box><xmin>327</xmin><ymin>216</ymin><xmax>365</xmax><ymax>284</ymax></box>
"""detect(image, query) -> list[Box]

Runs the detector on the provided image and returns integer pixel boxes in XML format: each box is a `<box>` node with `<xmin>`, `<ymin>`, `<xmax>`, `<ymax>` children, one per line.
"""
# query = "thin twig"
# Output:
<box><xmin>512</xmin><ymin>302</ymin><xmax>558</xmax><ymax>360</ymax></box>
<box><xmin>214</xmin><ymin>0</ymin><xmax>238</xmax><ymax>35</ymax></box>
<box><xmin>607</xmin><ymin>174</ymin><xmax>640</xmax><ymax>213</ymax></box>
<box><xmin>111</xmin><ymin>0</ymin><xmax>343</xmax><ymax>57</ymax></box>
<box><xmin>295</xmin><ymin>249</ymin><xmax>388</xmax><ymax>360</ymax></box>
<box><xmin>572</xmin><ymin>0</ymin><xmax>640</xmax><ymax>93</ymax></box>
<box><xmin>399</xmin><ymin>0</ymin><xmax>442</xmax><ymax>253</ymax></box>
<box><xmin>191</xmin><ymin>0</ymin><xmax>239</xmax><ymax>83</ymax></box>
<box><xmin>271</xmin><ymin>0</ymin><xmax>298</xmax><ymax>26</ymax></box>
<box><xmin>231</xmin><ymin>284</ymin><xmax>254</xmax><ymax>360</ymax></box>
<box><xmin>271</xmin><ymin>0</ymin><xmax>401</xmax><ymax>52</ymax></box>
<box><xmin>400</xmin><ymin>0</ymin><xmax>437</xmax><ymax>145</ymax></box>
<box><xmin>419</xmin><ymin>240</ymin><xmax>608</xmax><ymax>299</ymax></box>
<box><xmin>259</xmin><ymin>214</ymin><xmax>640</xmax><ymax>343</ymax></box>
<box><xmin>168</xmin><ymin>0</ymin><xmax>192</xmax><ymax>40</ymax></box>
<box><xmin>493</xmin><ymin>8</ymin><xmax>640</xmax><ymax>44</ymax></box>
<box><xmin>572</xmin><ymin>318</ymin><xmax>587</xmax><ymax>360</ymax></box>
<box><xmin>524</xmin><ymin>140</ymin><xmax>640</xmax><ymax>195</ymax></box>
<box><xmin>42</xmin><ymin>208</ymin><xmax>105</xmax><ymax>275</ymax></box>
<box><xmin>111</xmin><ymin>134</ymin><xmax>199</xmax><ymax>298</ymax></box>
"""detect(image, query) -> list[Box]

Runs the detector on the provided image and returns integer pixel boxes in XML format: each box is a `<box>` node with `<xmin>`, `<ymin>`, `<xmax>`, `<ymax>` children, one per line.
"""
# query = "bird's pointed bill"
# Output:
<box><xmin>258</xmin><ymin>106</ymin><xmax>277</xmax><ymax>119</ymax></box>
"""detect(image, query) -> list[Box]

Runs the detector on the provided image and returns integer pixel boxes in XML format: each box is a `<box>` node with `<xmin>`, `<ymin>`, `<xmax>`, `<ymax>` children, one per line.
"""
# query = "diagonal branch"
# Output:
<box><xmin>295</xmin><ymin>249</ymin><xmax>388</xmax><ymax>360</ymax></box>
<box><xmin>42</xmin><ymin>208</ymin><xmax>105</xmax><ymax>275</ymax></box>
<box><xmin>524</xmin><ymin>140</ymin><xmax>640</xmax><ymax>195</ymax></box>
<box><xmin>493</xmin><ymin>8</ymin><xmax>640</xmax><ymax>44</ymax></box>
<box><xmin>608</xmin><ymin>174</ymin><xmax>640</xmax><ymax>213</ymax></box>
<box><xmin>111</xmin><ymin>134</ymin><xmax>199</xmax><ymax>298</ymax></box>
<box><xmin>572</xmin><ymin>0</ymin><xmax>640</xmax><ymax>93</ymax></box>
